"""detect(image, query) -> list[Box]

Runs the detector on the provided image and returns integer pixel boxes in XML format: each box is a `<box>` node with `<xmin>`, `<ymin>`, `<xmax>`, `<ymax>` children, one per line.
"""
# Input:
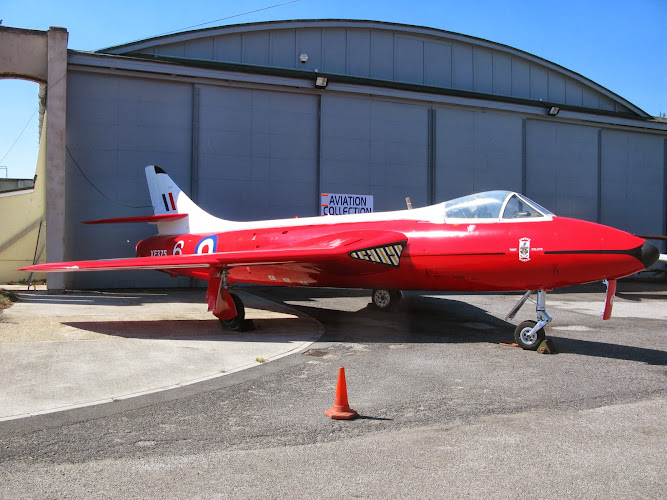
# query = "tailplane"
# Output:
<box><xmin>145</xmin><ymin>165</ymin><xmax>234</xmax><ymax>234</ymax></box>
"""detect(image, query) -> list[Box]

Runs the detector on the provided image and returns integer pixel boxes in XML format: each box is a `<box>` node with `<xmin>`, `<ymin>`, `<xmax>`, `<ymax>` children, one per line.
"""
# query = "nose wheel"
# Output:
<box><xmin>514</xmin><ymin>320</ymin><xmax>546</xmax><ymax>350</ymax></box>
<box><xmin>506</xmin><ymin>289</ymin><xmax>552</xmax><ymax>351</ymax></box>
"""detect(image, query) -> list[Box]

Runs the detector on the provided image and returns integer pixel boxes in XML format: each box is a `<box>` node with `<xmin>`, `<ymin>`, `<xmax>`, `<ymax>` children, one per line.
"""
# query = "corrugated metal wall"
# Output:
<box><xmin>66</xmin><ymin>73</ymin><xmax>194</xmax><ymax>288</ymax></box>
<box><xmin>600</xmin><ymin>130</ymin><xmax>665</xmax><ymax>235</ymax></box>
<box><xmin>320</xmin><ymin>95</ymin><xmax>429</xmax><ymax>210</ymax></box>
<box><xmin>525</xmin><ymin>121</ymin><xmax>599</xmax><ymax>220</ymax></box>
<box><xmin>197</xmin><ymin>86</ymin><xmax>319</xmax><ymax>221</ymax></box>
<box><xmin>64</xmin><ymin>69</ymin><xmax>666</xmax><ymax>289</ymax></box>
<box><xmin>132</xmin><ymin>24</ymin><xmax>627</xmax><ymax>115</ymax></box>
<box><xmin>435</xmin><ymin>109</ymin><xmax>523</xmax><ymax>199</ymax></box>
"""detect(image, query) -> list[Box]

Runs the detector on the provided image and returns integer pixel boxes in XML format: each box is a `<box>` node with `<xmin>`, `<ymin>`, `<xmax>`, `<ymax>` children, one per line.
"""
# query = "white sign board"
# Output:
<box><xmin>321</xmin><ymin>193</ymin><xmax>373</xmax><ymax>216</ymax></box>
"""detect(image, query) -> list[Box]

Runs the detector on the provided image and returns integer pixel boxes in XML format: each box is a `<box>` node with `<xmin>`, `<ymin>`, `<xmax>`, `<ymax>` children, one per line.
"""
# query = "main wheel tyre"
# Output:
<box><xmin>219</xmin><ymin>293</ymin><xmax>246</xmax><ymax>331</ymax></box>
<box><xmin>514</xmin><ymin>320</ymin><xmax>545</xmax><ymax>350</ymax></box>
<box><xmin>371</xmin><ymin>289</ymin><xmax>403</xmax><ymax>311</ymax></box>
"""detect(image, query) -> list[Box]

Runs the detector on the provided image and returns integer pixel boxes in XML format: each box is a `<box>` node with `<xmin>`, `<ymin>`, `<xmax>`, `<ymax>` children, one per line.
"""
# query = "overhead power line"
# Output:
<box><xmin>113</xmin><ymin>0</ymin><xmax>302</xmax><ymax>48</ymax></box>
<box><xmin>66</xmin><ymin>147</ymin><xmax>152</xmax><ymax>209</ymax></box>
<box><xmin>0</xmin><ymin>107</ymin><xmax>38</xmax><ymax>167</ymax></box>
<box><xmin>157</xmin><ymin>0</ymin><xmax>302</xmax><ymax>36</ymax></box>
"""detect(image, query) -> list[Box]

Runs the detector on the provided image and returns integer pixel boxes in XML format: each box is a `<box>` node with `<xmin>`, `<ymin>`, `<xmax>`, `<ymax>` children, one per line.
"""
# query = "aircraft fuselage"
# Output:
<box><xmin>135</xmin><ymin>216</ymin><xmax>654</xmax><ymax>292</ymax></box>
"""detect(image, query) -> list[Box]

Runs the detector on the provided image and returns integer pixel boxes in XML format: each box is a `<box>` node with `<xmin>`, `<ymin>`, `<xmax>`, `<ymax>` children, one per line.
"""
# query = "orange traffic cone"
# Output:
<box><xmin>325</xmin><ymin>366</ymin><xmax>359</xmax><ymax>420</ymax></box>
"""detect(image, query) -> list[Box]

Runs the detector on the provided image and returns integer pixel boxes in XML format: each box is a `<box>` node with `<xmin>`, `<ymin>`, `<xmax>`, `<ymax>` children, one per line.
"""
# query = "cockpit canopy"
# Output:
<box><xmin>444</xmin><ymin>191</ymin><xmax>553</xmax><ymax>222</ymax></box>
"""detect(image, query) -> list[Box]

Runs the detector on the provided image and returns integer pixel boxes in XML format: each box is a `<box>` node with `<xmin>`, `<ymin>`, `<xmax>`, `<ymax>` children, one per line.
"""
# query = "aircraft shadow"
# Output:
<box><xmin>18</xmin><ymin>286</ymin><xmax>666</xmax><ymax>365</ymax></box>
<box><xmin>282</xmin><ymin>296</ymin><xmax>516</xmax><ymax>345</ymax></box>
<box><xmin>547</xmin><ymin>336</ymin><xmax>666</xmax><ymax>366</ymax></box>
<box><xmin>614</xmin><ymin>292</ymin><xmax>667</xmax><ymax>302</ymax></box>
<box><xmin>61</xmin><ymin>318</ymin><xmax>309</xmax><ymax>342</ymax></box>
<box><xmin>257</xmin><ymin>289</ymin><xmax>667</xmax><ymax>366</ymax></box>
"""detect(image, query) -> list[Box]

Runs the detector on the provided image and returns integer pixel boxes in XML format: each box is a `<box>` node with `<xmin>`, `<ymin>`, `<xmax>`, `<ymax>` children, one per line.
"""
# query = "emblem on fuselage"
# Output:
<box><xmin>518</xmin><ymin>237</ymin><xmax>531</xmax><ymax>262</ymax></box>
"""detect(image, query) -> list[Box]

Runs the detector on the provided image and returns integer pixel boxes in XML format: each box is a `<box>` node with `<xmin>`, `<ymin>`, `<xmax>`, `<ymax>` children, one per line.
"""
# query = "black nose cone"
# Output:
<box><xmin>640</xmin><ymin>241</ymin><xmax>660</xmax><ymax>268</ymax></box>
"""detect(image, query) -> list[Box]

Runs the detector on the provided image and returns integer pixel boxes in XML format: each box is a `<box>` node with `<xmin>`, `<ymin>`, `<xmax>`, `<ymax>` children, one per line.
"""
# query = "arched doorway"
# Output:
<box><xmin>0</xmin><ymin>26</ymin><xmax>68</xmax><ymax>291</ymax></box>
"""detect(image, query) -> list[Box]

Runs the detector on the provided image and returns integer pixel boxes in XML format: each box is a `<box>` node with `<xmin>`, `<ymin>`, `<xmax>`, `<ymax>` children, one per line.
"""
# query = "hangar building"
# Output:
<box><xmin>43</xmin><ymin>20</ymin><xmax>667</xmax><ymax>288</ymax></box>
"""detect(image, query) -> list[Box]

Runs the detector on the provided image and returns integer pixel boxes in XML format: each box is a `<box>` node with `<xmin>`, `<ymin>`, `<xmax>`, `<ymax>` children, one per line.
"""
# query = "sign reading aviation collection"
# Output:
<box><xmin>321</xmin><ymin>193</ymin><xmax>373</xmax><ymax>216</ymax></box>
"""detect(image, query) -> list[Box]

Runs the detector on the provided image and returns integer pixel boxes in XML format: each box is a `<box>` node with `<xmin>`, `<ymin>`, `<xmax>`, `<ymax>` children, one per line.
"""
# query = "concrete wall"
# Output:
<box><xmin>0</xmin><ymin>27</ymin><xmax>48</xmax><ymax>82</ymax></box>
<box><xmin>0</xmin><ymin>113</ymin><xmax>47</xmax><ymax>282</ymax></box>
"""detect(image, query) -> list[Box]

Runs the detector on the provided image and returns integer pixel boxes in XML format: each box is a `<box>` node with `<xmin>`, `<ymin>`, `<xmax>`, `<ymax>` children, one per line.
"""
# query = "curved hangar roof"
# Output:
<box><xmin>100</xmin><ymin>20</ymin><xmax>649</xmax><ymax>119</ymax></box>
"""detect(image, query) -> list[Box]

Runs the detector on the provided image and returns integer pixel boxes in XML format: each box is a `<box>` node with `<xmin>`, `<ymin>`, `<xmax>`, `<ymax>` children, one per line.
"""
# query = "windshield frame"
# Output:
<box><xmin>443</xmin><ymin>191</ymin><xmax>554</xmax><ymax>223</ymax></box>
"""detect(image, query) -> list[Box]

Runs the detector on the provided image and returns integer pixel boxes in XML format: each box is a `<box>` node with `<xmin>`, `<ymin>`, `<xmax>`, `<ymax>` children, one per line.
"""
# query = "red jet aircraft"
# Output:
<box><xmin>22</xmin><ymin>166</ymin><xmax>663</xmax><ymax>350</ymax></box>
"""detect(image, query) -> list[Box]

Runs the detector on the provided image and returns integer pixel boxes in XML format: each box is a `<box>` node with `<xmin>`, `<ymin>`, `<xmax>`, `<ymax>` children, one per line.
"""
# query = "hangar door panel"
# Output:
<box><xmin>198</xmin><ymin>86</ymin><xmax>319</xmax><ymax>220</ymax></box>
<box><xmin>66</xmin><ymin>72</ymin><xmax>193</xmax><ymax>289</ymax></box>
<box><xmin>434</xmin><ymin>108</ymin><xmax>522</xmax><ymax>201</ymax></box>
<box><xmin>601</xmin><ymin>130</ymin><xmax>665</xmax><ymax>249</ymax></box>
<box><xmin>525</xmin><ymin>120</ymin><xmax>599</xmax><ymax>221</ymax></box>
<box><xmin>320</xmin><ymin>95</ymin><xmax>429</xmax><ymax>211</ymax></box>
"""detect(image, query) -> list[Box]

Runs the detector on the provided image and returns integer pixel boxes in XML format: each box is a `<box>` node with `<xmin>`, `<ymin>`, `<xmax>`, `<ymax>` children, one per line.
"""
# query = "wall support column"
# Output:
<box><xmin>45</xmin><ymin>26</ymin><xmax>68</xmax><ymax>293</ymax></box>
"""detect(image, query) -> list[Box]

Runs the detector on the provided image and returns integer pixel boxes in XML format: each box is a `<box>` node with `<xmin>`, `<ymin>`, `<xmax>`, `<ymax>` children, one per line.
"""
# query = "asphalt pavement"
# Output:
<box><xmin>0</xmin><ymin>282</ymin><xmax>665</xmax><ymax>498</ymax></box>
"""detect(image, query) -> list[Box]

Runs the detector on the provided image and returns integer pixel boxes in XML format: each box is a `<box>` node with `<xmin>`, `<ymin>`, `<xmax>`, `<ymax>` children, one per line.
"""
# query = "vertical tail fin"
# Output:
<box><xmin>145</xmin><ymin>165</ymin><xmax>233</xmax><ymax>234</ymax></box>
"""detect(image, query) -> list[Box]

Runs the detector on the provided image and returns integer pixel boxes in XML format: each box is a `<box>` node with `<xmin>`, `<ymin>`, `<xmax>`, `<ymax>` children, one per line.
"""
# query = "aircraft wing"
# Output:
<box><xmin>20</xmin><ymin>230</ymin><xmax>408</xmax><ymax>273</ymax></box>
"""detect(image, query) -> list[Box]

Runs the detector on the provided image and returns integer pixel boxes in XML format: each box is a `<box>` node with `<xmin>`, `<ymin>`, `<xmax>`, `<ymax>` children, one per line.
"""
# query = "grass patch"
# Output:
<box><xmin>0</xmin><ymin>289</ymin><xmax>19</xmax><ymax>311</ymax></box>
<box><xmin>255</xmin><ymin>357</ymin><xmax>266</xmax><ymax>364</ymax></box>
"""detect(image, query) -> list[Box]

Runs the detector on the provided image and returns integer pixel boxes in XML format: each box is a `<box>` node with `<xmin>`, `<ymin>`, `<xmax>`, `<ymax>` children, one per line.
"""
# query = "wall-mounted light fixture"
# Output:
<box><xmin>315</xmin><ymin>76</ymin><xmax>328</xmax><ymax>89</ymax></box>
<box><xmin>548</xmin><ymin>106</ymin><xmax>560</xmax><ymax>116</ymax></box>
<box><xmin>299</xmin><ymin>53</ymin><xmax>309</xmax><ymax>63</ymax></box>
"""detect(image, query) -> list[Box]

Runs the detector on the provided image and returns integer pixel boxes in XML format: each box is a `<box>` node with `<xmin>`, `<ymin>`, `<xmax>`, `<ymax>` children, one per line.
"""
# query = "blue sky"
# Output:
<box><xmin>1</xmin><ymin>0</ymin><xmax>665</xmax><ymax>179</ymax></box>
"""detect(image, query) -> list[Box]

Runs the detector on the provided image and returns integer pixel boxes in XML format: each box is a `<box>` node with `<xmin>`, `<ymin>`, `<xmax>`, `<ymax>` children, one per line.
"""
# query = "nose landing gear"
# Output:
<box><xmin>506</xmin><ymin>289</ymin><xmax>552</xmax><ymax>350</ymax></box>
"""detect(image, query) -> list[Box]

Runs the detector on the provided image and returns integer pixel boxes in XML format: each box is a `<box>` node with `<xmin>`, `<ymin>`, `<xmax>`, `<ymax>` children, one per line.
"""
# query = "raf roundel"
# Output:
<box><xmin>195</xmin><ymin>235</ymin><xmax>218</xmax><ymax>254</ymax></box>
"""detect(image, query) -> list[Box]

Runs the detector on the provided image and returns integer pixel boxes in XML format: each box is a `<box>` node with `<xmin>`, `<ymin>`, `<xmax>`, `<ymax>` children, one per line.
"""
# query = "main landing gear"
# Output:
<box><xmin>208</xmin><ymin>269</ymin><xmax>254</xmax><ymax>332</ymax></box>
<box><xmin>506</xmin><ymin>289</ymin><xmax>552</xmax><ymax>350</ymax></box>
<box><xmin>371</xmin><ymin>289</ymin><xmax>403</xmax><ymax>311</ymax></box>
<box><xmin>219</xmin><ymin>292</ymin><xmax>249</xmax><ymax>331</ymax></box>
